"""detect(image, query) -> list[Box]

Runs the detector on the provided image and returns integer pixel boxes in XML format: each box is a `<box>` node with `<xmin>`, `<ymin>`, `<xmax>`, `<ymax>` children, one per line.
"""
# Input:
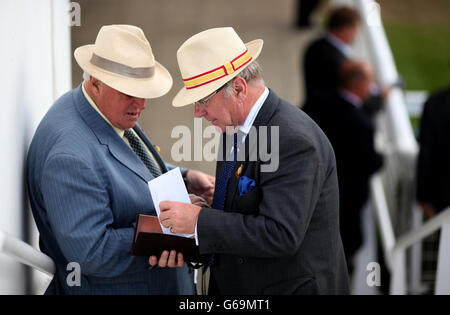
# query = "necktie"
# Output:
<box><xmin>124</xmin><ymin>129</ymin><xmax>162</xmax><ymax>178</ymax></box>
<box><xmin>204</xmin><ymin>133</ymin><xmax>238</xmax><ymax>273</ymax></box>
<box><xmin>212</xmin><ymin>133</ymin><xmax>238</xmax><ymax>210</ymax></box>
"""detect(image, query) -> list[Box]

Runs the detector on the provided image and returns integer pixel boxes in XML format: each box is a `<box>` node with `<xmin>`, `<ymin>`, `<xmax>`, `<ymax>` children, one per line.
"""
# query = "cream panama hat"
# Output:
<box><xmin>74</xmin><ymin>24</ymin><xmax>172</xmax><ymax>99</ymax></box>
<box><xmin>172</xmin><ymin>27</ymin><xmax>263</xmax><ymax>107</ymax></box>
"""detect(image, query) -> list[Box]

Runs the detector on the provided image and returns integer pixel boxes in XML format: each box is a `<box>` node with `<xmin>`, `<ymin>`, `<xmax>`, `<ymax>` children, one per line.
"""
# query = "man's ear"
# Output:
<box><xmin>89</xmin><ymin>77</ymin><xmax>101</xmax><ymax>95</ymax></box>
<box><xmin>233</xmin><ymin>77</ymin><xmax>247</xmax><ymax>99</ymax></box>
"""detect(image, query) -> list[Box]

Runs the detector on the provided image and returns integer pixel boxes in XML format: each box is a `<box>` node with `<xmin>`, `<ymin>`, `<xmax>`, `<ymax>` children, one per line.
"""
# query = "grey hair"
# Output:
<box><xmin>223</xmin><ymin>61</ymin><xmax>264</xmax><ymax>97</ymax></box>
<box><xmin>82</xmin><ymin>71</ymin><xmax>91</xmax><ymax>82</ymax></box>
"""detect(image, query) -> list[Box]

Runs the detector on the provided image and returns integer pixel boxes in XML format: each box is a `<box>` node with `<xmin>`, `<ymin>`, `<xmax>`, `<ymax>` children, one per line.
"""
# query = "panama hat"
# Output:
<box><xmin>172</xmin><ymin>27</ymin><xmax>263</xmax><ymax>107</ymax></box>
<box><xmin>74</xmin><ymin>24</ymin><xmax>172</xmax><ymax>99</ymax></box>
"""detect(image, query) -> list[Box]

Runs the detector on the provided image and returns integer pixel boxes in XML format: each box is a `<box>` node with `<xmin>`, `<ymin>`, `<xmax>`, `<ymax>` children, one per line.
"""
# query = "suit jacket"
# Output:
<box><xmin>303</xmin><ymin>92</ymin><xmax>383</xmax><ymax>259</ymax></box>
<box><xmin>26</xmin><ymin>86</ymin><xmax>195</xmax><ymax>295</ymax></box>
<box><xmin>197</xmin><ymin>90</ymin><xmax>349</xmax><ymax>295</ymax></box>
<box><xmin>416</xmin><ymin>87</ymin><xmax>450</xmax><ymax>213</ymax></box>
<box><xmin>303</xmin><ymin>37</ymin><xmax>347</xmax><ymax>100</ymax></box>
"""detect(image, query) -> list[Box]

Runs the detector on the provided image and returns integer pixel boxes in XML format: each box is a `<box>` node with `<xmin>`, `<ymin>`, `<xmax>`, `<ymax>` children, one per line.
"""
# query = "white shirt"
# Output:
<box><xmin>339</xmin><ymin>89</ymin><xmax>363</xmax><ymax>109</ymax></box>
<box><xmin>326</xmin><ymin>33</ymin><xmax>353</xmax><ymax>59</ymax></box>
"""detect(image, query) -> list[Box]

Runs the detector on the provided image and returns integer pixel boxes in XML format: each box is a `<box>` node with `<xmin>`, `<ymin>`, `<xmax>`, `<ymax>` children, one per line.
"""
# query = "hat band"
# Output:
<box><xmin>90</xmin><ymin>53</ymin><xmax>155</xmax><ymax>79</ymax></box>
<box><xmin>183</xmin><ymin>49</ymin><xmax>252</xmax><ymax>89</ymax></box>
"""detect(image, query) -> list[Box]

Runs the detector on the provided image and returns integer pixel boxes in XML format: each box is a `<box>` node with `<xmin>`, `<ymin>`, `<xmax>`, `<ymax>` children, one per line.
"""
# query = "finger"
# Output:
<box><xmin>159</xmin><ymin>210</ymin><xmax>171</xmax><ymax>223</ymax></box>
<box><xmin>160</xmin><ymin>219</ymin><xmax>171</xmax><ymax>228</ymax></box>
<box><xmin>159</xmin><ymin>201</ymin><xmax>171</xmax><ymax>212</ymax></box>
<box><xmin>202</xmin><ymin>189</ymin><xmax>214</xmax><ymax>198</ymax></box>
<box><xmin>149</xmin><ymin>256</ymin><xmax>158</xmax><ymax>266</ymax></box>
<box><xmin>177</xmin><ymin>253</ymin><xmax>185</xmax><ymax>267</ymax></box>
<box><xmin>158</xmin><ymin>250</ymin><xmax>169</xmax><ymax>267</ymax></box>
<box><xmin>167</xmin><ymin>250</ymin><xmax>177</xmax><ymax>267</ymax></box>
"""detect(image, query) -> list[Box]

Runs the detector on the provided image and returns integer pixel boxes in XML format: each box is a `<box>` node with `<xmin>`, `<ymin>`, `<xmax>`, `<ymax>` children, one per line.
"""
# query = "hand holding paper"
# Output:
<box><xmin>159</xmin><ymin>201</ymin><xmax>201</xmax><ymax>235</ymax></box>
<box><xmin>148</xmin><ymin>167</ymin><xmax>196</xmax><ymax>238</ymax></box>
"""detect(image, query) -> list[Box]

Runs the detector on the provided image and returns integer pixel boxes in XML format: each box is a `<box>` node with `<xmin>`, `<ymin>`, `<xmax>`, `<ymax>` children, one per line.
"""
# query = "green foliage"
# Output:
<box><xmin>384</xmin><ymin>23</ymin><xmax>450</xmax><ymax>92</ymax></box>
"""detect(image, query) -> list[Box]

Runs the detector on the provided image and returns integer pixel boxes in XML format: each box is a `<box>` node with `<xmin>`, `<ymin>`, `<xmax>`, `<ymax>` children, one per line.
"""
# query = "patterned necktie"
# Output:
<box><xmin>204</xmin><ymin>133</ymin><xmax>238</xmax><ymax>273</ymax></box>
<box><xmin>124</xmin><ymin>129</ymin><xmax>162</xmax><ymax>178</ymax></box>
<box><xmin>212</xmin><ymin>133</ymin><xmax>238</xmax><ymax>210</ymax></box>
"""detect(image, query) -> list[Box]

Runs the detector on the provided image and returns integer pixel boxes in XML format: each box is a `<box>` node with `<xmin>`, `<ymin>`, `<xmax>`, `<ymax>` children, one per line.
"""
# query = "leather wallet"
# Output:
<box><xmin>131</xmin><ymin>214</ymin><xmax>206</xmax><ymax>263</ymax></box>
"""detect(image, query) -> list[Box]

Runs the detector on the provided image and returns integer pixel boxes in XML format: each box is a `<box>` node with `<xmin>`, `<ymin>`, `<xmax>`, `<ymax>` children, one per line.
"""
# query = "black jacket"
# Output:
<box><xmin>416</xmin><ymin>87</ymin><xmax>450</xmax><ymax>213</ymax></box>
<box><xmin>303</xmin><ymin>92</ymin><xmax>383</xmax><ymax>259</ymax></box>
<box><xmin>303</xmin><ymin>37</ymin><xmax>347</xmax><ymax>100</ymax></box>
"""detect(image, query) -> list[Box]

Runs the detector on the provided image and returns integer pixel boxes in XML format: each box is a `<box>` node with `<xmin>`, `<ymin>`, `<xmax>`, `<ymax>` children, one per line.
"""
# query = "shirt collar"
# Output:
<box><xmin>239</xmin><ymin>87</ymin><xmax>269</xmax><ymax>136</ymax></box>
<box><xmin>339</xmin><ymin>89</ymin><xmax>363</xmax><ymax>109</ymax></box>
<box><xmin>81</xmin><ymin>82</ymin><xmax>124</xmax><ymax>138</ymax></box>
<box><xmin>326</xmin><ymin>33</ymin><xmax>353</xmax><ymax>58</ymax></box>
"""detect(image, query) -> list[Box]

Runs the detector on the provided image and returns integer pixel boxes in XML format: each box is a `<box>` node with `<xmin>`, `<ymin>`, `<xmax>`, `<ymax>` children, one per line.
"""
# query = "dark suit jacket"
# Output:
<box><xmin>303</xmin><ymin>92</ymin><xmax>383</xmax><ymax>259</ymax></box>
<box><xmin>26</xmin><ymin>86</ymin><xmax>195</xmax><ymax>294</ymax></box>
<box><xmin>416</xmin><ymin>87</ymin><xmax>450</xmax><ymax>213</ymax></box>
<box><xmin>303</xmin><ymin>37</ymin><xmax>347</xmax><ymax>100</ymax></box>
<box><xmin>197</xmin><ymin>90</ymin><xmax>349</xmax><ymax>295</ymax></box>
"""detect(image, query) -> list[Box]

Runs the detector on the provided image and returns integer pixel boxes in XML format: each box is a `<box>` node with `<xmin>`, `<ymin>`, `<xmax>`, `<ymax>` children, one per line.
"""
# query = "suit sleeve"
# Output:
<box><xmin>41</xmin><ymin>153</ymin><xmax>148</xmax><ymax>277</ymax></box>
<box><xmin>197</xmin><ymin>134</ymin><xmax>324</xmax><ymax>258</ymax></box>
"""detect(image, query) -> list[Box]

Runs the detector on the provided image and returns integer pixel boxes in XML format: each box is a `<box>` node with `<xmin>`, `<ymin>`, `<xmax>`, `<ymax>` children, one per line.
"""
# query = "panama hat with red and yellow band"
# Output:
<box><xmin>172</xmin><ymin>27</ymin><xmax>263</xmax><ymax>107</ymax></box>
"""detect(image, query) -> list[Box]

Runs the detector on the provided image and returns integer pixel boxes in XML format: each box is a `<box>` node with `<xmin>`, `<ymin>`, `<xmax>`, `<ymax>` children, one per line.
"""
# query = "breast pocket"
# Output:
<box><xmin>232</xmin><ymin>187</ymin><xmax>262</xmax><ymax>215</ymax></box>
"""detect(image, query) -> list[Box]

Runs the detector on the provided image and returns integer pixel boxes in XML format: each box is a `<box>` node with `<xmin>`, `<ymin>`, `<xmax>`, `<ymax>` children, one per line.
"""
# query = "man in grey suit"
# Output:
<box><xmin>26</xmin><ymin>24</ymin><xmax>214</xmax><ymax>294</ymax></box>
<box><xmin>154</xmin><ymin>27</ymin><xmax>349</xmax><ymax>294</ymax></box>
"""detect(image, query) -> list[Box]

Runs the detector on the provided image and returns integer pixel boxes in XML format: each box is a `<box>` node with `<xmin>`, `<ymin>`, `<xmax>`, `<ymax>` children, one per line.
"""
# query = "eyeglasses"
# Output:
<box><xmin>194</xmin><ymin>84</ymin><xmax>227</xmax><ymax>106</ymax></box>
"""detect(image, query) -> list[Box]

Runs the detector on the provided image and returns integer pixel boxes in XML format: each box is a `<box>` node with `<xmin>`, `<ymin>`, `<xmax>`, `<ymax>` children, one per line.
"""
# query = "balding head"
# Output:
<box><xmin>338</xmin><ymin>60</ymin><xmax>374</xmax><ymax>101</ymax></box>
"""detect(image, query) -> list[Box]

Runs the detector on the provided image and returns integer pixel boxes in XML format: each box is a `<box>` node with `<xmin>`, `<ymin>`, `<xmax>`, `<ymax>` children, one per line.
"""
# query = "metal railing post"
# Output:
<box><xmin>435</xmin><ymin>220</ymin><xmax>450</xmax><ymax>294</ymax></box>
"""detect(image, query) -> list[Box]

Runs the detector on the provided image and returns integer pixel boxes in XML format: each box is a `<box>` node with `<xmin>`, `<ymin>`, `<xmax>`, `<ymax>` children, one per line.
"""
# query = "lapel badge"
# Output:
<box><xmin>235</xmin><ymin>164</ymin><xmax>243</xmax><ymax>179</ymax></box>
<box><xmin>154</xmin><ymin>145</ymin><xmax>161</xmax><ymax>153</ymax></box>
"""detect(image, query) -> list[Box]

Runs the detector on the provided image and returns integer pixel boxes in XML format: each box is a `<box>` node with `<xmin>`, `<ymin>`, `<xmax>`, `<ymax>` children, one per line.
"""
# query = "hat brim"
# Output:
<box><xmin>74</xmin><ymin>45</ymin><xmax>173</xmax><ymax>99</ymax></box>
<box><xmin>172</xmin><ymin>39</ymin><xmax>263</xmax><ymax>107</ymax></box>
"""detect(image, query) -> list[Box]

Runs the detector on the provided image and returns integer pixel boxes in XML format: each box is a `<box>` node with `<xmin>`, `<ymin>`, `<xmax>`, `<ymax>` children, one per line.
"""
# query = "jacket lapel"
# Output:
<box><xmin>223</xmin><ymin>89</ymin><xmax>280</xmax><ymax>210</ymax></box>
<box><xmin>73</xmin><ymin>85</ymin><xmax>152</xmax><ymax>183</ymax></box>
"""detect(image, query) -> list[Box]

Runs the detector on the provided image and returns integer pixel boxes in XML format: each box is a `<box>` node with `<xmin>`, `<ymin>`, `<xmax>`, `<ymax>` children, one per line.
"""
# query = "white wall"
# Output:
<box><xmin>0</xmin><ymin>0</ymin><xmax>71</xmax><ymax>294</ymax></box>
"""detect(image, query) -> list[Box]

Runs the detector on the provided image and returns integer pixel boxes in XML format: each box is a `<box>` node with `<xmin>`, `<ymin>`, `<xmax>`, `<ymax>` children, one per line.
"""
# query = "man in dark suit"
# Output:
<box><xmin>26</xmin><ymin>25</ymin><xmax>214</xmax><ymax>294</ymax></box>
<box><xmin>416</xmin><ymin>86</ymin><xmax>450</xmax><ymax>217</ymax></box>
<box><xmin>303</xmin><ymin>60</ymin><xmax>383</xmax><ymax>269</ymax></box>
<box><xmin>152</xmin><ymin>27</ymin><xmax>349</xmax><ymax>295</ymax></box>
<box><xmin>303</xmin><ymin>6</ymin><xmax>361</xmax><ymax>100</ymax></box>
<box><xmin>302</xmin><ymin>6</ymin><xmax>389</xmax><ymax>118</ymax></box>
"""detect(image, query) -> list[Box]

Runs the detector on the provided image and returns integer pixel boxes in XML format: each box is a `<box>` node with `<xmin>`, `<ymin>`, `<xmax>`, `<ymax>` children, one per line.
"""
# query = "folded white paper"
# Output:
<box><xmin>148</xmin><ymin>167</ymin><xmax>194</xmax><ymax>238</ymax></box>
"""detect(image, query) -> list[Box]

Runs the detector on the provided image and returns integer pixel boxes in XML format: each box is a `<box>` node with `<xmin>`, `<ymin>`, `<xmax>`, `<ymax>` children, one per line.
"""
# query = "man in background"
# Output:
<box><xmin>303</xmin><ymin>6</ymin><xmax>390</xmax><ymax>118</ymax></box>
<box><xmin>416</xmin><ymin>86</ymin><xmax>450</xmax><ymax>218</ymax></box>
<box><xmin>303</xmin><ymin>60</ymin><xmax>384</xmax><ymax>271</ymax></box>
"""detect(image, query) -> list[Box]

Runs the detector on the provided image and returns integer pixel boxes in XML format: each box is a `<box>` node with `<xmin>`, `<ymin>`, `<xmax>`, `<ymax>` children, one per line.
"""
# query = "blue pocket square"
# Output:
<box><xmin>238</xmin><ymin>176</ymin><xmax>256</xmax><ymax>196</ymax></box>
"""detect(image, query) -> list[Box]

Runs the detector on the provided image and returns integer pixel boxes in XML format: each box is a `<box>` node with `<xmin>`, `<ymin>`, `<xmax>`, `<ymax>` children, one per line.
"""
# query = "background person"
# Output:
<box><xmin>416</xmin><ymin>85</ymin><xmax>450</xmax><ymax>218</ymax></box>
<box><xmin>303</xmin><ymin>60</ymin><xmax>384</xmax><ymax>271</ymax></box>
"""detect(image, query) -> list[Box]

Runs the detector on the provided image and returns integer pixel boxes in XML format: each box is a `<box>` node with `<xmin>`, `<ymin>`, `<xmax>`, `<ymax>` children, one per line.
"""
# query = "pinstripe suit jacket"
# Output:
<box><xmin>197</xmin><ymin>90</ymin><xmax>349</xmax><ymax>294</ymax></box>
<box><xmin>26</xmin><ymin>86</ymin><xmax>195</xmax><ymax>295</ymax></box>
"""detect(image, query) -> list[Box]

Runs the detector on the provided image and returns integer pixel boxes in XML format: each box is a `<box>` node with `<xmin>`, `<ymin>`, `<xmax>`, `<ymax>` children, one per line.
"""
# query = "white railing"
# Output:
<box><xmin>389</xmin><ymin>207</ymin><xmax>450</xmax><ymax>294</ymax></box>
<box><xmin>0</xmin><ymin>229</ymin><xmax>55</xmax><ymax>278</ymax></box>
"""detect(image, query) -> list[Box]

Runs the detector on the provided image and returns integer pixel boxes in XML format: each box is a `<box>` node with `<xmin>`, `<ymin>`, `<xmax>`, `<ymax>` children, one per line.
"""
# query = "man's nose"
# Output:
<box><xmin>194</xmin><ymin>103</ymin><xmax>206</xmax><ymax>118</ymax></box>
<box><xmin>133</xmin><ymin>97</ymin><xmax>147</xmax><ymax>109</ymax></box>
